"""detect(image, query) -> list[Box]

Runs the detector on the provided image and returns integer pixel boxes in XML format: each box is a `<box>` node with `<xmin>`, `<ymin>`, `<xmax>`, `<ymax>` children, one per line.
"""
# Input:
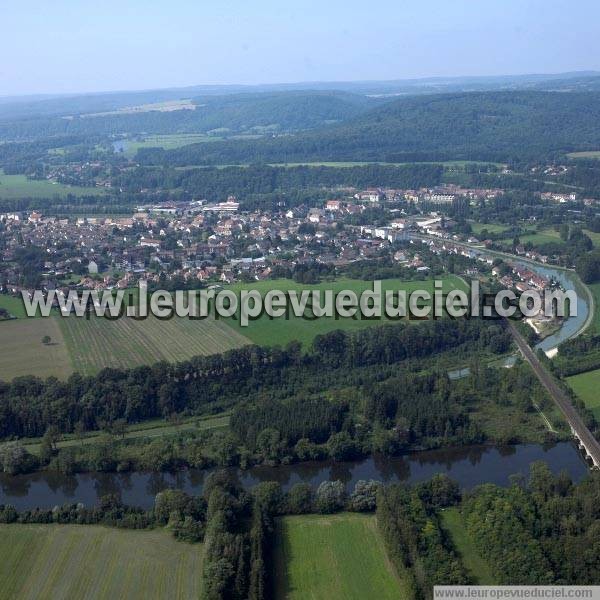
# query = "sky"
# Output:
<box><xmin>1</xmin><ymin>0</ymin><xmax>599</xmax><ymax>96</ymax></box>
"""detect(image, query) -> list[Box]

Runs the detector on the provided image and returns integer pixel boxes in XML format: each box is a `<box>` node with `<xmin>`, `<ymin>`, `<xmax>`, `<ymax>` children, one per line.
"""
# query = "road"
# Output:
<box><xmin>506</xmin><ymin>319</ymin><xmax>600</xmax><ymax>468</ymax></box>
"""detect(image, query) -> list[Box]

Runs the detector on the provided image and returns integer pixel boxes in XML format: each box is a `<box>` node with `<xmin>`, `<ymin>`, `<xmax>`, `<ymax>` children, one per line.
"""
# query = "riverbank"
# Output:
<box><xmin>415</xmin><ymin>234</ymin><xmax>595</xmax><ymax>348</ymax></box>
<box><xmin>0</xmin><ymin>442</ymin><xmax>588</xmax><ymax>510</ymax></box>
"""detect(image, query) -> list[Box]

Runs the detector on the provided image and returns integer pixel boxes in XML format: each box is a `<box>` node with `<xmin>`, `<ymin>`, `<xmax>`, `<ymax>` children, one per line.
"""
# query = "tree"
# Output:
<box><xmin>252</xmin><ymin>481</ymin><xmax>283</xmax><ymax>515</ymax></box>
<box><xmin>327</xmin><ymin>431</ymin><xmax>358</xmax><ymax>461</ymax></box>
<box><xmin>39</xmin><ymin>433</ymin><xmax>54</xmax><ymax>463</ymax></box>
<box><xmin>348</xmin><ymin>480</ymin><xmax>380</xmax><ymax>512</ymax></box>
<box><xmin>155</xmin><ymin>489</ymin><xmax>193</xmax><ymax>524</ymax></box>
<box><xmin>576</xmin><ymin>252</ymin><xmax>600</xmax><ymax>284</ymax></box>
<box><xmin>416</xmin><ymin>474</ymin><xmax>460</xmax><ymax>509</ymax></box>
<box><xmin>168</xmin><ymin>412</ymin><xmax>183</xmax><ymax>429</ymax></box>
<box><xmin>203</xmin><ymin>558</ymin><xmax>235</xmax><ymax>600</ymax></box>
<box><xmin>42</xmin><ymin>335</ymin><xmax>51</xmax><ymax>345</ymax></box>
<box><xmin>0</xmin><ymin>441</ymin><xmax>35</xmax><ymax>475</ymax></box>
<box><xmin>286</xmin><ymin>483</ymin><xmax>314</xmax><ymax>514</ymax></box>
<box><xmin>256</xmin><ymin>428</ymin><xmax>284</xmax><ymax>462</ymax></box>
<box><xmin>316</xmin><ymin>480</ymin><xmax>346</xmax><ymax>513</ymax></box>
<box><xmin>110</xmin><ymin>419</ymin><xmax>128</xmax><ymax>439</ymax></box>
<box><xmin>73</xmin><ymin>421</ymin><xmax>86</xmax><ymax>440</ymax></box>
<box><xmin>294</xmin><ymin>438</ymin><xmax>321</xmax><ymax>461</ymax></box>
<box><xmin>42</xmin><ymin>425</ymin><xmax>61</xmax><ymax>451</ymax></box>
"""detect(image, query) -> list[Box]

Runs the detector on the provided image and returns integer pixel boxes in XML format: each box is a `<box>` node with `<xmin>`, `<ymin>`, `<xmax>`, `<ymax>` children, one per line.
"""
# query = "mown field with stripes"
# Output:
<box><xmin>59</xmin><ymin>314</ymin><xmax>251</xmax><ymax>376</ymax></box>
<box><xmin>0</xmin><ymin>276</ymin><xmax>465</xmax><ymax>380</ymax></box>
<box><xmin>274</xmin><ymin>513</ymin><xmax>410</xmax><ymax>600</ymax></box>
<box><xmin>0</xmin><ymin>524</ymin><xmax>203</xmax><ymax>600</ymax></box>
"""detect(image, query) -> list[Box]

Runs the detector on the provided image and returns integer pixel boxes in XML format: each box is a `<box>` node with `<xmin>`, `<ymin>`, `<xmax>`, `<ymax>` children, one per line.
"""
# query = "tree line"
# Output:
<box><xmin>116</xmin><ymin>163</ymin><xmax>444</xmax><ymax>197</ymax></box>
<box><xmin>462</xmin><ymin>462</ymin><xmax>600</xmax><ymax>585</ymax></box>
<box><xmin>0</xmin><ymin>319</ymin><xmax>507</xmax><ymax>440</ymax></box>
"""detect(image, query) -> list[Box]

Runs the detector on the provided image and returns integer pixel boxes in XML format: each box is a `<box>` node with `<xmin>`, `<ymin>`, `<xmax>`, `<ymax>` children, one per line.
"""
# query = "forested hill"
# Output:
<box><xmin>137</xmin><ymin>91</ymin><xmax>600</xmax><ymax>165</ymax></box>
<box><xmin>0</xmin><ymin>91</ymin><xmax>376</xmax><ymax>140</ymax></box>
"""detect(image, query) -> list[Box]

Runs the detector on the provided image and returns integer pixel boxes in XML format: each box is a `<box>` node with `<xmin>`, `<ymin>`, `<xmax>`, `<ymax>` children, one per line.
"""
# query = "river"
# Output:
<box><xmin>0</xmin><ymin>442</ymin><xmax>589</xmax><ymax>510</ymax></box>
<box><xmin>412</xmin><ymin>234</ymin><xmax>593</xmax><ymax>352</ymax></box>
<box><xmin>0</xmin><ymin>242</ymin><xmax>591</xmax><ymax>510</ymax></box>
<box><xmin>520</xmin><ymin>262</ymin><xmax>592</xmax><ymax>353</ymax></box>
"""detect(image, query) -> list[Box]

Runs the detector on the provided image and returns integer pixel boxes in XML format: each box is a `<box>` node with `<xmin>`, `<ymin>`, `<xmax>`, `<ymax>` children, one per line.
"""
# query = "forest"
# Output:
<box><xmin>0</xmin><ymin>318</ymin><xmax>507</xmax><ymax>439</ymax></box>
<box><xmin>5</xmin><ymin>91</ymin><xmax>600</xmax><ymax>167</ymax></box>
<box><xmin>135</xmin><ymin>92</ymin><xmax>600</xmax><ymax>165</ymax></box>
<box><xmin>0</xmin><ymin>91</ymin><xmax>377</xmax><ymax>141</ymax></box>
<box><xmin>116</xmin><ymin>163</ymin><xmax>444</xmax><ymax>198</ymax></box>
<box><xmin>0</xmin><ymin>318</ymin><xmax>567</xmax><ymax>478</ymax></box>
<box><xmin>461</xmin><ymin>462</ymin><xmax>600</xmax><ymax>585</ymax></box>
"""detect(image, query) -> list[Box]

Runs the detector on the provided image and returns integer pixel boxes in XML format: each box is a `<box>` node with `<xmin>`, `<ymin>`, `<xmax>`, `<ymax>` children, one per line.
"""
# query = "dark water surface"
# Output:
<box><xmin>0</xmin><ymin>442</ymin><xmax>589</xmax><ymax>510</ymax></box>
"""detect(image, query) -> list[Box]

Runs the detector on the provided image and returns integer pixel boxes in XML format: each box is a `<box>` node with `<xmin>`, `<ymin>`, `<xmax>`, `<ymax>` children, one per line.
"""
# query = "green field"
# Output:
<box><xmin>117</xmin><ymin>133</ymin><xmax>223</xmax><ymax>157</ymax></box>
<box><xmin>472</xmin><ymin>224</ymin><xmax>600</xmax><ymax>249</ymax></box>
<box><xmin>510</xmin><ymin>227</ymin><xmax>600</xmax><ymax>249</ymax></box>
<box><xmin>583</xmin><ymin>229</ymin><xmax>600</xmax><ymax>248</ymax></box>
<box><xmin>0</xmin><ymin>276</ymin><xmax>463</xmax><ymax>379</ymax></box>
<box><xmin>514</xmin><ymin>230</ymin><xmax>564</xmax><ymax>246</ymax></box>
<box><xmin>223</xmin><ymin>276</ymin><xmax>465</xmax><ymax>348</ymax></box>
<box><xmin>0</xmin><ymin>312</ymin><xmax>251</xmax><ymax>380</ymax></box>
<box><xmin>567</xmin><ymin>151</ymin><xmax>600</xmax><ymax>159</ymax></box>
<box><xmin>0</xmin><ymin>294</ymin><xmax>29</xmax><ymax>319</ymax></box>
<box><xmin>59</xmin><ymin>313</ymin><xmax>251</xmax><ymax>376</ymax></box>
<box><xmin>0</xmin><ymin>171</ymin><xmax>106</xmax><ymax>199</ymax></box>
<box><xmin>0</xmin><ymin>524</ymin><xmax>203</xmax><ymax>600</ymax></box>
<box><xmin>566</xmin><ymin>368</ymin><xmax>600</xmax><ymax>420</ymax></box>
<box><xmin>489</xmin><ymin>227</ymin><xmax>564</xmax><ymax>248</ymax></box>
<box><xmin>441</xmin><ymin>507</ymin><xmax>495</xmax><ymax>584</ymax></box>
<box><xmin>586</xmin><ymin>282</ymin><xmax>600</xmax><ymax>333</ymax></box>
<box><xmin>0</xmin><ymin>317</ymin><xmax>73</xmax><ymax>381</ymax></box>
<box><xmin>274</xmin><ymin>513</ymin><xmax>409</xmax><ymax>600</ymax></box>
<box><xmin>470</xmin><ymin>222</ymin><xmax>512</xmax><ymax>236</ymax></box>
<box><xmin>269</xmin><ymin>160</ymin><xmax>502</xmax><ymax>169</ymax></box>
<box><xmin>270</xmin><ymin>161</ymin><xmax>413</xmax><ymax>168</ymax></box>
<box><xmin>90</xmin><ymin>99</ymin><xmax>195</xmax><ymax>117</ymax></box>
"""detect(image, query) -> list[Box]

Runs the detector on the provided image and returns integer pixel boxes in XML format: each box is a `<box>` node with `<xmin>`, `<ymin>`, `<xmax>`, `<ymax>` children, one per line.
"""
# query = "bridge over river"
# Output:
<box><xmin>507</xmin><ymin>319</ymin><xmax>600</xmax><ymax>468</ymax></box>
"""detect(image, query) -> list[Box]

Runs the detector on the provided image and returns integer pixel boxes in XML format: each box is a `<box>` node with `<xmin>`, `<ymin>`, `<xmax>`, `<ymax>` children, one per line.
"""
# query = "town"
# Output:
<box><xmin>1</xmin><ymin>180</ymin><xmax>583</xmax><ymax>307</ymax></box>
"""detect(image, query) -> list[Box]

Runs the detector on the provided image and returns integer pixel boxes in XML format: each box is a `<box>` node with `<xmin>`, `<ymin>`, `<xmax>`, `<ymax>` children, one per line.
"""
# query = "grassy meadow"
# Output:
<box><xmin>566</xmin><ymin>368</ymin><xmax>600</xmax><ymax>420</ymax></box>
<box><xmin>514</xmin><ymin>230</ymin><xmax>563</xmax><ymax>246</ymax></box>
<box><xmin>0</xmin><ymin>294</ymin><xmax>29</xmax><ymax>319</ymax></box>
<box><xmin>22</xmin><ymin>412</ymin><xmax>230</xmax><ymax>454</ymax></box>
<box><xmin>567</xmin><ymin>151</ymin><xmax>600</xmax><ymax>159</ymax></box>
<box><xmin>471</xmin><ymin>223</ymin><xmax>600</xmax><ymax>248</ymax></box>
<box><xmin>268</xmin><ymin>160</ymin><xmax>502</xmax><ymax>169</ymax></box>
<box><xmin>117</xmin><ymin>133</ymin><xmax>223</xmax><ymax>157</ymax></box>
<box><xmin>585</xmin><ymin>282</ymin><xmax>600</xmax><ymax>334</ymax></box>
<box><xmin>0</xmin><ymin>171</ymin><xmax>106</xmax><ymax>199</ymax></box>
<box><xmin>583</xmin><ymin>229</ymin><xmax>600</xmax><ymax>248</ymax></box>
<box><xmin>467</xmin><ymin>223</ymin><xmax>600</xmax><ymax>250</ymax></box>
<box><xmin>274</xmin><ymin>513</ymin><xmax>409</xmax><ymax>600</ymax></box>
<box><xmin>0</xmin><ymin>317</ymin><xmax>73</xmax><ymax>381</ymax></box>
<box><xmin>441</xmin><ymin>507</ymin><xmax>495</xmax><ymax>584</ymax></box>
<box><xmin>222</xmin><ymin>275</ymin><xmax>466</xmax><ymax>348</ymax></box>
<box><xmin>0</xmin><ymin>524</ymin><xmax>203</xmax><ymax>600</ymax></box>
<box><xmin>517</xmin><ymin>228</ymin><xmax>600</xmax><ymax>250</ymax></box>
<box><xmin>469</xmin><ymin>222</ymin><xmax>511</xmax><ymax>236</ymax></box>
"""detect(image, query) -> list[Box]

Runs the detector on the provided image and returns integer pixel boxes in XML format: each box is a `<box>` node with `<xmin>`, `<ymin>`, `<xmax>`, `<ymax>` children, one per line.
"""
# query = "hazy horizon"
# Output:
<box><xmin>2</xmin><ymin>0</ymin><xmax>599</xmax><ymax>97</ymax></box>
<box><xmin>2</xmin><ymin>69</ymin><xmax>600</xmax><ymax>101</ymax></box>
